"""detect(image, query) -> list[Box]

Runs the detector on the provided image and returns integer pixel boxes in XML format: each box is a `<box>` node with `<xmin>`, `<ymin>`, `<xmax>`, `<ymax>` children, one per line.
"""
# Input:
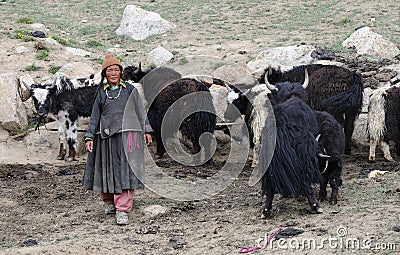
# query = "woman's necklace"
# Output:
<box><xmin>105</xmin><ymin>86</ymin><xmax>122</xmax><ymax>99</ymax></box>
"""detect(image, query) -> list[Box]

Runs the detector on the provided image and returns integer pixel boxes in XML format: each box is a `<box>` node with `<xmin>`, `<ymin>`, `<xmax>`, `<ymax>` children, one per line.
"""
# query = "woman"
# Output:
<box><xmin>83</xmin><ymin>54</ymin><xmax>152</xmax><ymax>225</ymax></box>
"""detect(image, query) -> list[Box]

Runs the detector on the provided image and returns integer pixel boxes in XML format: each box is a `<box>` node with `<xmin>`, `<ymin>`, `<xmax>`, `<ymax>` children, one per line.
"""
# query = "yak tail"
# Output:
<box><xmin>367</xmin><ymin>88</ymin><xmax>387</xmax><ymax>142</ymax></box>
<box><xmin>319</xmin><ymin>73</ymin><xmax>363</xmax><ymax>114</ymax></box>
<box><xmin>259</xmin><ymin>122</ymin><xmax>321</xmax><ymax>197</ymax></box>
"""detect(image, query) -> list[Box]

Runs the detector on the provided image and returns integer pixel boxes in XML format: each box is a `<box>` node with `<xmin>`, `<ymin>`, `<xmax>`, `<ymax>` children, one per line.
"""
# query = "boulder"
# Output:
<box><xmin>247</xmin><ymin>45</ymin><xmax>317</xmax><ymax>76</ymax></box>
<box><xmin>342</xmin><ymin>27</ymin><xmax>400</xmax><ymax>59</ymax></box>
<box><xmin>116</xmin><ymin>5</ymin><xmax>175</xmax><ymax>40</ymax></box>
<box><xmin>148</xmin><ymin>45</ymin><xmax>174</xmax><ymax>66</ymax></box>
<box><xmin>0</xmin><ymin>73</ymin><xmax>28</xmax><ymax>132</ymax></box>
<box><xmin>213</xmin><ymin>63</ymin><xmax>258</xmax><ymax>89</ymax></box>
<box><xmin>56</xmin><ymin>62</ymin><xmax>95</xmax><ymax>79</ymax></box>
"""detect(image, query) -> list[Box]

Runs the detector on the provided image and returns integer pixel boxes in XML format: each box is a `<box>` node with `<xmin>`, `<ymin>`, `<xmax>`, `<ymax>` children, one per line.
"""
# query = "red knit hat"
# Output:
<box><xmin>102</xmin><ymin>53</ymin><xmax>122</xmax><ymax>71</ymax></box>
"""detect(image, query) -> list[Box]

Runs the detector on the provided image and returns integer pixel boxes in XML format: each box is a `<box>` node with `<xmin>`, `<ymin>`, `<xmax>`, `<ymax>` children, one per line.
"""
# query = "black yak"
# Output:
<box><xmin>258</xmin><ymin>70</ymin><xmax>323</xmax><ymax>218</ymax></box>
<box><xmin>260</xmin><ymin>64</ymin><xmax>363</xmax><ymax>155</ymax></box>
<box><xmin>315</xmin><ymin>111</ymin><xmax>345</xmax><ymax>204</ymax></box>
<box><xmin>123</xmin><ymin>66</ymin><xmax>217</xmax><ymax>163</ymax></box>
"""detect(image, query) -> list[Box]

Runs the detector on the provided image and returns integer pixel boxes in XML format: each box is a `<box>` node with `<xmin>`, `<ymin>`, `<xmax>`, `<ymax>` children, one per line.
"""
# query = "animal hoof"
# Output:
<box><xmin>154</xmin><ymin>154</ymin><xmax>162</xmax><ymax>159</ymax></box>
<box><xmin>261</xmin><ymin>209</ymin><xmax>271</xmax><ymax>219</ymax></box>
<box><xmin>330</xmin><ymin>194</ymin><xmax>339</xmax><ymax>204</ymax></box>
<box><xmin>65</xmin><ymin>157</ymin><xmax>74</xmax><ymax>162</ymax></box>
<box><xmin>311</xmin><ymin>204</ymin><xmax>323</xmax><ymax>214</ymax></box>
<box><xmin>56</xmin><ymin>156</ymin><xmax>65</xmax><ymax>160</ymax></box>
<box><xmin>344</xmin><ymin>149</ymin><xmax>351</xmax><ymax>155</ymax></box>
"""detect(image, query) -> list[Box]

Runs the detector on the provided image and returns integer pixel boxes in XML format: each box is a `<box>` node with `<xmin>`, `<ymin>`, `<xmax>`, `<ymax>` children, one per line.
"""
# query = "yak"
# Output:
<box><xmin>22</xmin><ymin>65</ymin><xmax>147</xmax><ymax>161</ymax></box>
<box><xmin>258</xmin><ymin>70</ymin><xmax>323</xmax><ymax>218</ymax></box>
<box><xmin>367</xmin><ymin>84</ymin><xmax>400</xmax><ymax>162</ymax></box>
<box><xmin>22</xmin><ymin>76</ymin><xmax>97</xmax><ymax>161</ymax></box>
<box><xmin>260</xmin><ymin>64</ymin><xmax>363</xmax><ymax>155</ymax></box>
<box><xmin>315</xmin><ymin>110</ymin><xmax>345</xmax><ymax>204</ymax></box>
<box><xmin>123</xmin><ymin>66</ymin><xmax>217</xmax><ymax>163</ymax></box>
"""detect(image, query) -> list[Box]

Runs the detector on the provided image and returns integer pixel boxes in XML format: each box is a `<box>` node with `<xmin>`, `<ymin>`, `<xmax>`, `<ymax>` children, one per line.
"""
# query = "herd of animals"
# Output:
<box><xmin>20</xmin><ymin>62</ymin><xmax>400</xmax><ymax>218</ymax></box>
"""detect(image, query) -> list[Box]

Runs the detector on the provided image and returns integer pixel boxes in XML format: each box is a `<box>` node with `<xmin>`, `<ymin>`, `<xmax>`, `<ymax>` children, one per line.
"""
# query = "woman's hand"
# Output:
<box><xmin>85</xmin><ymin>140</ymin><xmax>93</xmax><ymax>152</ymax></box>
<box><xmin>144</xmin><ymin>133</ymin><xmax>152</xmax><ymax>146</ymax></box>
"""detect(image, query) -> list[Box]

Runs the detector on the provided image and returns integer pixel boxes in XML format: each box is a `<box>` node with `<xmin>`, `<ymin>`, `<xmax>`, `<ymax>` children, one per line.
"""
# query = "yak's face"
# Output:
<box><xmin>122</xmin><ymin>65</ymin><xmax>149</xmax><ymax>83</ymax></box>
<box><xmin>30</xmin><ymin>84</ymin><xmax>54</xmax><ymax>117</ymax></box>
<box><xmin>273</xmin><ymin>82</ymin><xmax>309</xmax><ymax>104</ymax></box>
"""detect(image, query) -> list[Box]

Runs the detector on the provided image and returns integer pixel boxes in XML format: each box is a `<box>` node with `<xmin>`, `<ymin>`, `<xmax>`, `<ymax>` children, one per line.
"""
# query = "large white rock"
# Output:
<box><xmin>56</xmin><ymin>62</ymin><xmax>95</xmax><ymax>79</ymax></box>
<box><xmin>0</xmin><ymin>73</ymin><xmax>28</xmax><ymax>132</ymax></box>
<box><xmin>148</xmin><ymin>45</ymin><xmax>174</xmax><ymax>66</ymax></box>
<box><xmin>116</xmin><ymin>5</ymin><xmax>175</xmax><ymax>40</ymax></box>
<box><xmin>342</xmin><ymin>27</ymin><xmax>400</xmax><ymax>59</ymax></box>
<box><xmin>213</xmin><ymin>63</ymin><xmax>258</xmax><ymax>89</ymax></box>
<box><xmin>247</xmin><ymin>45</ymin><xmax>317</xmax><ymax>76</ymax></box>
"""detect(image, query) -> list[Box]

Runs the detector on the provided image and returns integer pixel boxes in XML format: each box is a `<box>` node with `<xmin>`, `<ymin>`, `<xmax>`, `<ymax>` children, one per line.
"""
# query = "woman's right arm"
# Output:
<box><xmin>84</xmin><ymin>92</ymin><xmax>102</xmax><ymax>151</ymax></box>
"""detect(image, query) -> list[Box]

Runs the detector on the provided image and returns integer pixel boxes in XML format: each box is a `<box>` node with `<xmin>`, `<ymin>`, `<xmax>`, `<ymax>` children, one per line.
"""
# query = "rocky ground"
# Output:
<box><xmin>0</xmin><ymin>132</ymin><xmax>399</xmax><ymax>255</ymax></box>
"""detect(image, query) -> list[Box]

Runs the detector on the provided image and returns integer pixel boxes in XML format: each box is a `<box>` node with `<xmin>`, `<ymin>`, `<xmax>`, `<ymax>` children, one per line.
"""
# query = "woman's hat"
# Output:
<box><xmin>102</xmin><ymin>54</ymin><xmax>122</xmax><ymax>71</ymax></box>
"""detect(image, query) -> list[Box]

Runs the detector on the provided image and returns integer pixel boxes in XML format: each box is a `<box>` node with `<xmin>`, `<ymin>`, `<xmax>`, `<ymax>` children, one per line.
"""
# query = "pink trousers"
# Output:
<box><xmin>100</xmin><ymin>190</ymin><xmax>133</xmax><ymax>213</ymax></box>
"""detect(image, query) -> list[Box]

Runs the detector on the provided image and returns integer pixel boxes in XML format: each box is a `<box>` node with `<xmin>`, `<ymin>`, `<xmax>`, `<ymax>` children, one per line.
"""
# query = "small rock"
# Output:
<box><xmin>275</xmin><ymin>228</ymin><xmax>304</xmax><ymax>240</ymax></box>
<box><xmin>168</xmin><ymin>236</ymin><xmax>187</xmax><ymax>249</ymax></box>
<box><xmin>56</xmin><ymin>168</ymin><xmax>75</xmax><ymax>176</ymax></box>
<box><xmin>142</xmin><ymin>205</ymin><xmax>168</xmax><ymax>217</ymax></box>
<box><xmin>393</xmin><ymin>226</ymin><xmax>400</xmax><ymax>232</ymax></box>
<box><xmin>22</xmin><ymin>239</ymin><xmax>37</xmax><ymax>247</ymax></box>
<box><xmin>31</xmin><ymin>164</ymin><xmax>42</xmax><ymax>171</ymax></box>
<box><xmin>29</xmin><ymin>31</ymin><xmax>46</xmax><ymax>38</ymax></box>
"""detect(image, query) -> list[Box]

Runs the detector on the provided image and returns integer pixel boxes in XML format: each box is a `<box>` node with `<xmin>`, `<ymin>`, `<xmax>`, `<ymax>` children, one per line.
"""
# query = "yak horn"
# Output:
<box><xmin>316</xmin><ymin>134</ymin><xmax>321</xmax><ymax>142</ymax></box>
<box><xmin>302</xmin><ymin>69</ymin><xmax>309</xmax><ymax>89</ymax></box>
<box><xmin>134</xmin><ymin>62</ymin><xmax>142</xmax><ymax>74</ymax></box>
<box><xmin>19</xmin><ymin>79</ymin><xmax>32</xmax><ymax>102</ymax></box>
<box><xmin>318</xmin><ymin>153</ymin><xmax>331</xmax><ymax>158</ymax></box>
<box><xmin>264</xmin><ymin>72</ymin><xmax>278</xmax><ymax>91</ymax></box>
<box><xmin>223</xmin><ymin>81</ymin><xmax>233</xmax><ymax>91</ymax></box>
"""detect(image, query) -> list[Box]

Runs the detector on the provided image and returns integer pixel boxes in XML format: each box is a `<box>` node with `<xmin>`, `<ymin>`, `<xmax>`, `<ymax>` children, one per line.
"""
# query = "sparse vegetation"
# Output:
<box><xmin>36</xmin><ymin>49</ymin><xmax>49</xmax><ymax>60</ymax></box>
<box><xmin>48</xmin><ymin>66</ymin><xmax>61</xmax><ymax>74</ymax></box>
<box><xmin>178</xmin><ymin>57</ymin><xmax>189</xmax><ymax>65</ymax></box>
<box><xmin>85</xmin><ymin>40</ymin><xmax>103</xmax><ymax>47</ymax></box>
<box><xmin>16</xmin><ymin>17</ymin><xmax>34</xmax><ymax>24</ymax></box>
<box><xmin>48</xmin><ymin>35</ymin><xmax>71</xmax><ymax>46</ymax></box>
<box><xmin>24</xmin><ymin>64</ymin><xmax>40</xmax><ymax>71</ymax></box>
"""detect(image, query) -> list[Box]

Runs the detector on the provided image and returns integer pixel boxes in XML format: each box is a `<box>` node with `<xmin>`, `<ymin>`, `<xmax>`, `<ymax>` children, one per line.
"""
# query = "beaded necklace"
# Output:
<box><xmin>105</xmin><ymin>86</ymin><xmax>122</xmax><ymax>99</ymax></box>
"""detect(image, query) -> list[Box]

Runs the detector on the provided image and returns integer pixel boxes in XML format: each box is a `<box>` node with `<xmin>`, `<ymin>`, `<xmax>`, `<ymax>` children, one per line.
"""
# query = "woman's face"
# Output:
<box><xmin>105</xmin><ymin>65</ymin><xmax>121</xmax><ymax>86</ymax></box>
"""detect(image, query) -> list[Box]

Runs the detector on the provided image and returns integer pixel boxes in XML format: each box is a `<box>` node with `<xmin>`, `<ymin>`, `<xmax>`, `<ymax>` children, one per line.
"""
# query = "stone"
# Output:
<box><xmin>55</xmin><ymin>62</ymin><xmax>95</xmax><ymax>79</ymax></box>
<box><xmin>65</xmin><ymin>47</ymin><xmax>91</xmax><ymax>57</ymax></box>
<box><xmin>247</xmin><ymin>45</ymin><xmax>317</xmax><ymax>76</ymax></box>
<box><xmin>116</xmin><ymin>5</ymin><xmax>175</xmax><ymax>40</ymax></box>
<box><xmin>213</xmin><ymin>63</ymin><xmax>258</xmax><ymax>89</ymax></box>
<box><xmin>142</xmin><ymin>204</ymin><xmax>168</xmax><ymax>217</ymax></box>
<box><xmin>0</xmin><ymin>73</ymin><xmax>28</xmax><ymax>132</ymax></box>
<box><xmin>342</xmin><ymin>27</ymin><xmax>400</xmax><ymax>59</ymax></box>
<box><xmin>147</xmin><ymin>45</ymin><xmax>173</xmax><ymax>66</ymax></box>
